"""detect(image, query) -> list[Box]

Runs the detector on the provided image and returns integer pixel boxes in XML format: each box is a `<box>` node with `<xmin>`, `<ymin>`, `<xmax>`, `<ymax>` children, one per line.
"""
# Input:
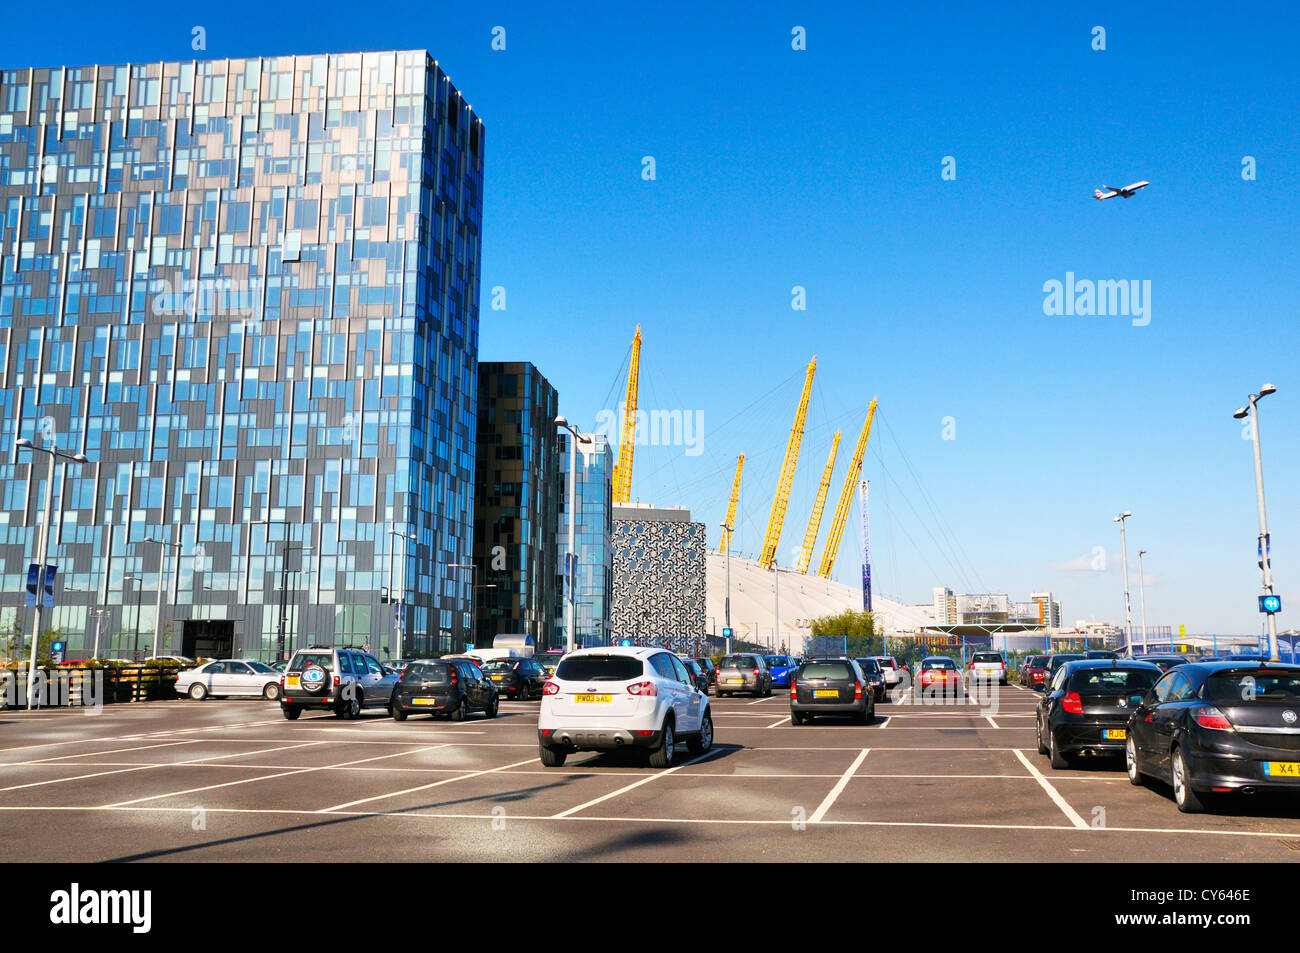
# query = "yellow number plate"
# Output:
<box><xmin>286</xmin><ymin>675</ymin><xmax>299</xmax><ymax>686</ymax></box>
<box><xmin>1264</xmin><ymin>761</ymin><xmax>1300</xmax><ymax>778</ymax></box>
<box><xmin>491</xmin><ymin>676</ymin><xmax>504</xmax><ymax>681</ymax></box>
<box><xmin>725</xmin><ymin>678</ymin><xmax>742</xmax><ymax>684</ymax></box>
<box><xmin>813</xmin><ymin>689</ymin><xmax>839</xmax><ymax>698</ymax></box>
<box><xmin>1102</xmin><ymin>729</ymin><xmax>1126</xmax><ymax>740</ymax></box>
<box><xmin>412</xmin><ymin>698</ymin><xmax>437</xmax><ymax>706</ymax></box>
<box><xmin>574</xmin><ymin>694</ymin><xmax>612</xmax><ymax>704</ymax></box>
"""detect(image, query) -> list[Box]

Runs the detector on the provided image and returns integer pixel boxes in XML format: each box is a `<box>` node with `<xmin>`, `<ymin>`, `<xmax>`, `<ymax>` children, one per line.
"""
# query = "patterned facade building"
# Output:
<box><xmin>611</xmin><ymin>503</ymin><xmax>705</xmax><ymax>648</ymax></box>
<box><xmin>473</xmin><ymin>362</ymin><xmax>560</xmax><ymax>648</ymax></box>
<box><xmin>555</xmin><ymin>431</ymin><xmax>612</xmax><ymax>649</ymax></box>
<box><xmin>0</xmin><ymin>52</ymin><xmax>483</xmax><ymax>660</ymax></box>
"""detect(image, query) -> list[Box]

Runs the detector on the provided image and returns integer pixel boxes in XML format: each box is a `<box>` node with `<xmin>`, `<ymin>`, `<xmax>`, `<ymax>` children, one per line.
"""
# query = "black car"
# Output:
<box><xmin>854</xmin><ymin>657</ymin><xmax>887</xmax><ymax>701</ymax></box>
<box><xmin>1036</xmin><ymin>659</ymin><xmax>1162</xmax><ymax>768</ymax></box>
<box><xmin>1035</xmin><ymin>653</ymin><xmax>1085</xmax><ymax>690</ymax></box>
<box><xmin>1136</xmin><ymin>655</ymin><xmax>1190</xmax><ymax>672</ymax></box>
<box><xmin>790</xmin><ymin>658</ymin><xmax>875</xmax><ymax>725</ymax></box>
<box><xmin>391</xmin><ymin>659</ymin><xmax>499</xmax><ymax>721</ymax></box>
<box><xmin>1084</xmin><ymin>650</ymin><xmax>1119</xmax><ymax>660</ymax></box>
<box><xmin>1127</xmin><ymin>661</ymin><xmax>1300</xmax><ymax>813</ymax></box>
<box><xmin>481</xmin><ymin>657</ymin><xmax>548</xmax><ymax>700</ymax></box>
<box><xmin>679</xmin><ymin>657</ymin><xmax>710</xmax><ymax>695</ymax></box>
<box><xmin>716</xmin><ymin>653</ymin><xmax>772</xmax><ymax>698</ymax></box>
<box><xmin>691</xmin><ymin>657</ymin><xmax>717</xmax><ymax>693</ymax></box>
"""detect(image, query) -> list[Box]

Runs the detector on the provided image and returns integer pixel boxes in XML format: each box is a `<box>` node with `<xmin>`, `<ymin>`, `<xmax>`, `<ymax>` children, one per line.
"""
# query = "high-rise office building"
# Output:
<box><xmin>0</xmin><ymin>52</ymin><xmax>483</xmax><ymax>660</ymax></box>
<box><xmin>1029</xmin><ymin>591</ymin><xmax>1062</xmax><ymax>628</ymax></box>
<box><xmin>612</xmin><ymin>503</ymin><xmax>705</xmax><ymax>648</ymax></box>
<box><xmin>472</xmin><ymin>362</ymin><xmax>560</xmax><ymax>648</ymax></box>
<box><xmin>555</xmin><ymin>431</ymin><xmax>612</xmax><ymax>649</ymax></box>
<box><xmin>932</xmin><ymin>586</ymin><xmax>956</xmax><ymax>625</ymax></box>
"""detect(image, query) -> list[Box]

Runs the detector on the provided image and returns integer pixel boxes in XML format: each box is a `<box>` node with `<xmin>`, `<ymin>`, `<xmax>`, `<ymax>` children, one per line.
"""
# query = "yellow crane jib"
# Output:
<box><xmin>817</xmin><ymin>398</ymin><xmax>877</xmax><ymax>578</ymax></box>
<box><xmin>720</xmin><ymin>454</ymin><xmax>744</xmax><ymax>555</ymax></box>
<box><xmin>611</xmin><ymin>325</ymin><xmax>642</xmax><ymax>504</ymax></box>
<box><xmin>759</xmin><ymin>356</ymin><xmax>817</xmax><ymax>570</ymax></box>
<box><xmin>797</xmin><ymin>430</ymin><xmax>840</xmax><ymax>574</ymax></box>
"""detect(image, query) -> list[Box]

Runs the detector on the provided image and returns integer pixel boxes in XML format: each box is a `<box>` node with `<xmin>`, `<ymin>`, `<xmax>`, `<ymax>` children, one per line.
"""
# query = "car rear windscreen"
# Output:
<box><xmin>1027</xmin><ymin>656</ymin><xmax>1048</xmax><ymax>666</ymax></box>
<box><xmin>1049</xmin><ymin>655</ymin><xmax>1083</xmax><ymax>668</ymax></box>
<box><xmin>289</xmin><ymin>652</ymin><xmax>332</xmax><ymax>672</ymax></box>
<box><xmin>856</xmin><ymin>659</ymin><xmax>881</xmax><ymax>673</ymax></box>
<box><xmin>720</xmin><ymin>656</ymin><xmax>757</xmax><ymax>669</ymax></box>
<box><xmin>922</xmin><ymin>659</ymin><xmax>956</xmax><ymax>670</ymax></box>
<box><xmin>1204</xmin><ymin>672</ymin><xmax>1300</xmax><ymax>704</ymax></box>
<box><xmin>402</xmin><ymin>662</ymin><xmax>451</xmax><ymax>683</ymax></box>
<box><xmin>765</xmin><ymin>657</ymin><xmax>790</xmax><ymax>667</ymax></box>
<box><xmin>799</xmin><ymin>662</ymin><xmax>854</xmax><ymax>679</ymax></box>
<box><xmin>1068</xmin><ymin>669</ymin><xmax>1160</xmax><ymax>693</ymax></box>
<box><xmin>972</xmin><ymin>654</ymin><xmax>1002</xmax><ymax>663</ymax></box>
<box><xmin>483</xmin><ymin>660</ymin><xmax>519</xmax><ymax>671</ymax></box>
<box><xmin>555</xmin><ymin>656</ymin><xmax>644</xmax><ymax>682</ymax></box>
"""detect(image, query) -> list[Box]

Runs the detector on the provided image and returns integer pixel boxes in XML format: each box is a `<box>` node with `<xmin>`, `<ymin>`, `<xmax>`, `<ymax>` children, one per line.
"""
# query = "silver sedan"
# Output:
<box><xmin>175</xmin><ymin>660</ymin><xmax>282</xmax><ymax>701</ymax></box>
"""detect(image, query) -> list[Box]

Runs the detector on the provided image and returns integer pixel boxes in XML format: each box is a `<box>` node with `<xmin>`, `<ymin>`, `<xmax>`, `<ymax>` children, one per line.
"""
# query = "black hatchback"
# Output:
<box><xmin>1127</xmin><ymin>661</ymin><xmax>1300</xmax><ymax>813</ymax></box>
<box><xmin>1036</xmin><ymin>659</ymin><xmax>1162</xmax><ymax>768</ymax></box>
<box><xmin>391</xmin><ymin>659</ymin><xmax>499</xmax><ymax>721</ymax></box>
<box><xmin>791</xmin><ymin>658</ymin><xmax>875</xmax><ymax>725</ymax></box>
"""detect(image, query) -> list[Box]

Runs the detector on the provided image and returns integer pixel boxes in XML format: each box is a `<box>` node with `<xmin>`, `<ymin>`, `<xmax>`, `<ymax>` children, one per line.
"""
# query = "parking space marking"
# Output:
<box><xmin>1012</xmin><ymin>749</ymin><xmax>1089</xmax><ymax>829</ymax></box>
<box><xmin>99</xmin><ymin>744</ymin><xmax>449</xmax><ymax>808</ymax></box>
<box><xmin>763</xmin><ymin>716</ymin><xmax>790</xmax><ymax>729</ymax></box>
<box><xmin>318</xmin><ymin>756</ymin><xmax>540</xmax><ymax>812</ymax></box>
<box><xmin>746</xmin><ymin>696</ymin><xmax>779</xmax><ymax>705</ymax></box>
<box><xmin>550</xmin><ymin>749</ymin><xmax>725</xmax><ymax>818</ymax></box>
<box><xmin>10</xmin><ymin>740</ymin><xmax>203</xmax><ymax>764</ymax></box>
<box><xmin>985</xmin><ymin>715</ymin><xmax>1000</xmax><ymax>729</ymax></box>
<box><xmin>809</xmin><ymin>747</ymin><xmax>869</xmax><ymax>823</ymax></box>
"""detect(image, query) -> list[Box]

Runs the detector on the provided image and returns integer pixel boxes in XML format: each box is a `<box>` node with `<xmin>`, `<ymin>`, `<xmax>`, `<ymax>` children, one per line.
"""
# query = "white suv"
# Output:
<box><xmin>537</xmin><ymin>647</ymin><xmax>714</xmax><ymax>768</ymax></box>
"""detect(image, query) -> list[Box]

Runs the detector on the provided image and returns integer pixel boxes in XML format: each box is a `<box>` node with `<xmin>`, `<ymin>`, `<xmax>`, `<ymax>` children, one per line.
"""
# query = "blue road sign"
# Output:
<box><xmin>1260</xmin><ymin>594</ymin><xmax>1282</xmax><ymax>614</ymax></box>
<box><xmin>722</xmin><ymin>627</ymin><xmax>733</xmax><ymax>640</ymax></box>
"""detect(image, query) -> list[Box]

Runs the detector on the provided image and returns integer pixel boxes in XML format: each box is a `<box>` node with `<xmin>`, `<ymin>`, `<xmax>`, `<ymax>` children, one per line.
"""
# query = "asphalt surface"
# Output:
<box><xmin>3</xmin><ymin>683</ymin><xmax>1300</xmax><ymax>862</ymax></box>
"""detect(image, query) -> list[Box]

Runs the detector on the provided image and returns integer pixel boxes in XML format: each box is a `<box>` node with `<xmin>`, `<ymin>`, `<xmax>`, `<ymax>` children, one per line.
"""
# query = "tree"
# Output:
<box><xmin>809</xmin><ymin>609</ymin><xmax>880</xmax><ymax>657</ymax></box>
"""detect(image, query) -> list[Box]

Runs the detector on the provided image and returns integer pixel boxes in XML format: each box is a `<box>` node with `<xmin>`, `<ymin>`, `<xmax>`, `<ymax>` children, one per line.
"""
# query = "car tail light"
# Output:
<box><xmin>1195</xmin><ymin>706</ymin><xmax>1234</xmax><ymax>731</ymax></box>
<box><xmin>854</xmin><ymin>681</ymin><xmax>863</xmax><ymax>699</ymax></box>
<box><xmin>790</xmin><ymin>681</ymin><xmax>797</xmax><ymax>699</ymax></box>
<box><xmin>634</xmin><ymin>729</ymin><xmax>654</xmax><ymax>737</ymax></box>
<box><xmin>542</xmin><ymin>680</ymin><xmax>559</xmax><ymax>696</ymax></box>
<box><xmin>279</xmin><ymin>676</ymin><xmax>285</xmax><ymax>686</ymax></box>
<box><xmin>1062</xmin><ymin>691</ymin><xmax>1083</xmax><ymax>714</ymax></box>
<box><xmin>626</xmin><ymin>680</ymin><xmax>657</xmax><ymax>696</ymax></box>
<box><xmin>332</xmin><ymin>675</ymin><xmax>341</xmax><ymax>687</ymax></box>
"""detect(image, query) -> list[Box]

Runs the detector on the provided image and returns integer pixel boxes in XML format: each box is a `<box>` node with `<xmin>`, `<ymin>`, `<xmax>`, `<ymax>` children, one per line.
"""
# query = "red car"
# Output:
<box><xmin>918</xmin><ymin>656</ymin><xmax>964</xmax><ymax>697</ymax></box>
<box><xmin>1020</xmin><ymin>655</ymin><xmax>1050</xmax><ymax>688</ymax></box>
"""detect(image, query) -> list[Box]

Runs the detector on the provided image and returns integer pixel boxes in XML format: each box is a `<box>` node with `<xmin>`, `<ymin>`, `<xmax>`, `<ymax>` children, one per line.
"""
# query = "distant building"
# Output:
<box><xmin>932</xmin><ymin>587</ymin><xmax>956</xmax><ymax>624</ymax></box>
<box><xmin>473</xmin><ymin>363</ymin><xmax>561</xmax><ymax>648</ymax></box>
<box><xmin>1030</xmin><ymin>591</ymin><xmax>1063</xmax><ymax>628</ymax></box>
<box><xmin>555</xmin><ymin>432</ymin><xmax>613</xmax><ymax>649</ymax></box>
<box><xmin>612</xmin><ymin>503</ymin><xmax>705</xmax><ymax>648</ymax></box>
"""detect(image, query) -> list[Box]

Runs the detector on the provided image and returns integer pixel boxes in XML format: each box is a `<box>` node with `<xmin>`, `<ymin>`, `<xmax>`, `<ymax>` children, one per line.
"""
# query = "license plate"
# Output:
<box><xmin>1102</xmin><ymin>728</ymin><xmax>1126</xmax><ymax>740</ymax></box>
<box><xmin>286</xmin><ymin>676</ymin><xmax>299</xmax><ymax>686</ymax></box>
<box><xmin>491</xmin><ymin>675</ymin><xmax>504</xmax><ymax>681</ymax></box>
<box><xmin>1263</xmin><ymin>761</ymin><xmax>1300</xmax><ymax>778</ymax></box>
<box><xmin>412</xmin><ymin>698</ymin><xmax>437</xmax><ymax>706</ymax></box>
<box><xmin>574</xmin><ymin>694</ymin><xmax>612</xmax><ymax>704</ymax></box>
<box><xmin>725</xmin><ymin>678</ymin><xmax>742</xmax><ymax>684</ymax></box>
<box><xmin>814</xmin><ymin>689</ymin><xmax>839</xmax><ymax>698</ymax></box>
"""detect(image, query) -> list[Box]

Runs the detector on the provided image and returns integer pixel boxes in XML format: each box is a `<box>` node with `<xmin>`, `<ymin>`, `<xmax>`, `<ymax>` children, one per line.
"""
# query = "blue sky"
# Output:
<box><xmin>6</xmin><ymin>0</ymin><xmax>1297</xmax><ymax>633</ymax></box>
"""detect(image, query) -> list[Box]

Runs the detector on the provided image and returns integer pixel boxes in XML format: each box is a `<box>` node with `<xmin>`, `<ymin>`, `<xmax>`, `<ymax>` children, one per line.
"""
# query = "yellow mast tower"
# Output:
<box><xmin>611</xmin><ymin>325</ymin><xmax>641</xmax><ymax>504</ymax></box>
<box><xmin>719</xmin><ymin>454</ymin><xmax>744</xmax><ymax>555</ymax></box>
<box><xmin>759</xmin><ymin>357</ymin><xmax>816</xmax><ymax>569</ymax></box>
<box><xmin>796</xmin><ymin>431</ymin><xmax>840</xmax><ymax>574</ymax></box>
<box><xmin>817</xmin><ymin>399</ymin><xmax>877</xmax><ymax>578</ymax></box>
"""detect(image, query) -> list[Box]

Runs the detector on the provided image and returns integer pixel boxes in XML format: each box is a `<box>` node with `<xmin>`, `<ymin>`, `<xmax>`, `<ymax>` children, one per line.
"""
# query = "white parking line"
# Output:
<box><xmin>550</xmin><ymin>749</ymin><xmax>724</xmax><ymax>819</ymax></box>
<box><xmin>763</xmin><ymin>717</ymin><xmax>790</xmax><ymax>729</ymax></box>
<box><xmin>318</xmin><ymin>755</ymin><xmax>540</xmax><ymax>812</ymax></box>
<box><xmin>100</xmin><ymin>745</ymin><xmax>449</xmax><ymax>808</ymax></box>
<box><xmin>985</xmin><ymin>715</ymin><xmax>1000</xmax><ymax>729</ymax></box>
<box><xmin>1012</xmin><ymin>749</ymin><xmax>1089</xmax><ymax>829</ymax></box>
<box><xmin>746</xmin><ymin>696</ymin><xmax>779</xmax><ymax>705</ymax></box>
<box><xmin>809</xmin><ymin>748</ymin><xmax>869</xmax><ymax>823</ymax></box>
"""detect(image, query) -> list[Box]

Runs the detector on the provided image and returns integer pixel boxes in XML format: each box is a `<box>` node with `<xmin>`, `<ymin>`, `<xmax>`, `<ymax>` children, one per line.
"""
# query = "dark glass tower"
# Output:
<box><xmin>0</xmin><ymin>51</ymin><xmax>483</xmax><ymax>660</ymax></box>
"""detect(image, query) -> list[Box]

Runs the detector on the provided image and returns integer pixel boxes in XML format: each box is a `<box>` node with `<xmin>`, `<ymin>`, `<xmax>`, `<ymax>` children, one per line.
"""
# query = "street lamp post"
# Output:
<box><xmin>1234</xmin><ymin>384</ymin><xmax>1281</xmax><ymax>662</ymax></box>
<box><xmin>16</xmin><ymin>438</ymin><xmax>89</xmax><ymax>709</ymax></box>
<box><xmin>124</xmin><ymin>574</ymin><xmax>144</xmax><ymax>660</ymax></box>
<box><xmin>387</xmin><ymin>526</ymin><xmax>415</xmax><ymax>657</ymax></box>
<box><xmin>555</xmin><ymin>417</ymin><xmax>593</xmax><ymax>653</ymax></box>
<box><xmin>88</xmin><ymin>607</ymin><xmax>110</xmax><ymax>660</ymax></box>
<box><xmin>144</xmin><ymin>528</ymin><xmax>182</xmax><ymax>659</ymax></box>
<box><xmin>720</xmin><ymin>520</ymin><xmax>733</xmax><ymax>655</ymax></box>
<box><xmin>1114</xmin><ymin>511</ymin><xmax>1134</xmax><ymax>653</ymax></box>
<box><xmin>256</xmin><ymin>518</ymin><xmax>311</xmax><ymax>663</ymax></box>
<box><xmin>1137</xmin><ymin>549</ymin><xmax>1148</xmax><ymax>649</ymax></box>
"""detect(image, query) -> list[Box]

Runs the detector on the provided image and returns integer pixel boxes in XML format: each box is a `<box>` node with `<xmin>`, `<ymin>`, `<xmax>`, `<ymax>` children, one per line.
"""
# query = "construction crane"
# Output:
<box><xmin>759</xmin><ymin>356</ymin><xmax>816</xmax><ymax>569</ymax></box>
<box><xmin>817</xmin><ymin>398</ymin><xmax>877</xmax><ymax>578</ymax></box>
<box><xmin>719</xmin><ymin>453</ymin><xmax>744</xmax><ymax>555</ymax></box>
<box><xmin>795</xmin><ymin>431</ymin><xmax>840</xmax><ymax>573</ymax></box>
<box><xmin>611</xmin><ymin>325</ymin><xmax>641</xmax><ymax>504</ymax></box>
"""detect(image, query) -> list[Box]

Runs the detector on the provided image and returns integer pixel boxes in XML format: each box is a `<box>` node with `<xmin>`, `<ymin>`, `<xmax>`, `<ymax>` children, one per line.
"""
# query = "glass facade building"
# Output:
<box><xmin>555</xmin><ymin>431</ymin><xmax>612</xmax><ymax>648</ymax></box>
<box><xmin>0</xmin><ymin>51</ymin><xmax>483</xmax><ymax>660</ymax></box>
<box><xmin>473</xmin><ymin>362</ymin><xmax>560</xmax><ymax>648</ymax></box>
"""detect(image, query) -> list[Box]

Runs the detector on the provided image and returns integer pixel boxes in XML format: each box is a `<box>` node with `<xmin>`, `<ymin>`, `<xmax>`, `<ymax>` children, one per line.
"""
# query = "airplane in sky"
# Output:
<box><xmin>1094</xmin><ymin>181</ymin><xmax>1150</xmax><ymax>200</ymax></box>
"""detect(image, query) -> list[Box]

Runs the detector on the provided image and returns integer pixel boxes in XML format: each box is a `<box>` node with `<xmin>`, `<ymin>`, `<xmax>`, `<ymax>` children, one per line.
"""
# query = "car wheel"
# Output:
<box><xmin>337</xmin><ymin>694</ymin><xmax>360</xmax><ymax>720</ymax></box>
<box><xmin>392</xmin><ymin>705</ymin><xmax>408</xmax><ymax>722</ymax></box>
<box><xmin>1172</xmin><ymin>748</ymin><xmax>1206</xmax><ymax>813</ymax></box>
<box><xmin>189</xmin><ymin>683</ymin><xmax>207</xmax><ymax>701</ymax></box>
<box><xmin>1048</xmin><ymin>728</ymin><xmax>1071</xmax><ymax>770</ymax></box>
<box><xmin>687</xmin><ymin>711</ymin><xmax>714</xmax><ymax>755</ymax></box>
<box><xmin>281</xmin><ymin>705</ymin><xmax>301</xmax><ymax>720</ymax></box>
<box><xmin>451</xmin><ymin>698</ymin><xmax>468</xmax><ymax>721</ymax></box>
<box><xmin>764</xmin><ymin>683</ymin><xmax>773</xmax><ymax>698</ymax></box>
<box><xmin>263</xmin><ymin>682</ymin><xmax>280</xmax><ymax>701</ymax></box>
<box><xmin>485</xmin><ymin>694</ymin><xmax>499</xmax><ymax>719</ymax></box>
<box><xmin>719</xmin><ymin>691</ymin><xmax>728</xmax><ymax>698</ymax></box>
<box><xmin>539</xmin><ymin>744</ymin><xmax>567</xmax><ymax>767</ymax></box>
<box><xmin>1125</xmin><ymin>736</ymin><xmax>1144</xmax><ymax>786</ymax></box>
<box><xmin>1036</xmin><ymin>716</ymin><xmax>1050</xmax><ymax>755</ymax></box>
<box><xmin>648</xmin><ymin>719</ymin><xmax>676</xmax><ymax>769</ymax></box>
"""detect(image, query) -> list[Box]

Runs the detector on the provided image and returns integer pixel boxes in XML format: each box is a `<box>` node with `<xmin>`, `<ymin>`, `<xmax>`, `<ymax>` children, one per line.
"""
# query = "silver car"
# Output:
<box><xmin>175</xmin><ymin>660</ymin><xmax>283</xmax><ymax>701</ymax></box>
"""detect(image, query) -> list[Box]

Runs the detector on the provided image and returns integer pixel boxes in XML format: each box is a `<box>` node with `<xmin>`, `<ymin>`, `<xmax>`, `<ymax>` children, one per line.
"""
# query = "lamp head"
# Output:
<box><xmin>1233</xmin><ymin>407</ymin><xmax>1249</xmax><ymax>419</ymax></box>
<box><xmin>15</xmin><ymin>437</ymin><xmax>32</xmax><ymax>449</ymax></box>
<box><xmin>1260</xmin><ymin>383</ymin><xmax>1277</xmax><ymax>397</ymax></box>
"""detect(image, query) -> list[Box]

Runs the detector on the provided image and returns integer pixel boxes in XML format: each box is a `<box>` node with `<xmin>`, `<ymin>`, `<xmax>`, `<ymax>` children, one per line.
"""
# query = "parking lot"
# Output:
<box><xmin>3</xmin><ymin>683</ymin><xmax>1300</xmax><ymax>862</ymax></box>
